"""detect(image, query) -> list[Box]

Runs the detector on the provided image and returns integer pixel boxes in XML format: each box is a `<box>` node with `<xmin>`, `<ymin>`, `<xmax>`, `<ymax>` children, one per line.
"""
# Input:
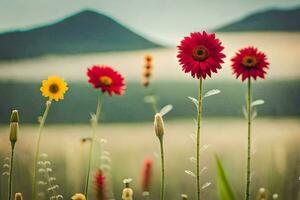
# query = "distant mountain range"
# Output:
<box><xmin>0</xmin><ymin>10</ymin><xmax>161</xmax><ymax>60</ymax></box>
<box><xmin>0</xmin><ymin>7</ymin><xmax>299</xmax><ymax>60</ymax></box>
<box><xmin>216</xmin><ymin>7</ymin><xmax>300</xmax><ymax>32</ymax></box>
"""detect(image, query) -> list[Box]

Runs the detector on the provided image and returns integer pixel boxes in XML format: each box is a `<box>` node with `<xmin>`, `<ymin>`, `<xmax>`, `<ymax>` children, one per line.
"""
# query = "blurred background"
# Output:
<box><xmin>0</xmin><ymin>0</ymin><xmax>299</xmax><ymax>199</ymax></box>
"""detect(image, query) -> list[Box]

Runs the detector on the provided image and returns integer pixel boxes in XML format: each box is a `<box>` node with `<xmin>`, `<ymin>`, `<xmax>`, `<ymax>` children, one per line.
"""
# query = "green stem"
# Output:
<box><xmin>159</xmin><ymin>138</ymin><xmax>165</xmax><ymax>200</ymax></box>
<box><xmin>245</xmin><ymin>78</ymin><xmax>252</xmax><ymax>200</ymax></box>
<box><xmin>8</xmin><ymin>143</ymin><xmax>15</xmax><ymax>200</ymax></box>
<box><xmin>196</xmin><ymin>77</ymin><xmax>203</xmax><ymax>200</ymax></box>
<box><xmin>32</xmin><ymin>100</ymin><xmax>52</xmax><ymax>200</ymax></box>
<box><xmin>84</xmin><ymin>93</ymin><xmax>102</xmax><ymax>199</ymax></box>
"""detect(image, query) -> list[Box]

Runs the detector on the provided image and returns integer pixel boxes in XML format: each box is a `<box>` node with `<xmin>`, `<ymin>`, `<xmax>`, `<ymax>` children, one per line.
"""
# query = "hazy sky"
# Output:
<box><xmin>0</xmin><ymin>0</ymin><xmax>299</xmax><ymax>44</ymax></box>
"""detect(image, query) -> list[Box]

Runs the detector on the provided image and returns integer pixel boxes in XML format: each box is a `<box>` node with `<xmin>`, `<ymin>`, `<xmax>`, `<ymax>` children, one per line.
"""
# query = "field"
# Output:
<box><xmin>0</xmin><ymin>31</ymin><xmax>300</xmax><ymax>200</ymax></box>
<box><xmin>0</xmin><ymin>118</ymin><xmax>300</xmax><ymax>200</ymax></box>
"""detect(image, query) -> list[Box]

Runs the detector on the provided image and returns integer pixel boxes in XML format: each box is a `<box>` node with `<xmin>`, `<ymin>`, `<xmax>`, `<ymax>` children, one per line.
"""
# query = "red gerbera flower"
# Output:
<box><xmin>94</xmin><ymin>169</ymin><xmax>108</xmax><ymax>200</ymax></box>
<box><xmin>177</xmin><ymin>31</ymin><xmax>225</xmax><ymax>79</ymax></box>
<box><xmin>231</xmin><ymin>47</ymin><xmax>269</xmax><ymax>81</ymax></box>
<box><xmin>141</xmin><ymin>158</ymin><xmax>153</xmax><ymax>192</ymax></box>
<box><xmin>87</xmin><ymin>65</ymin><xmax>125</xmax><ymax>96</ymax></box>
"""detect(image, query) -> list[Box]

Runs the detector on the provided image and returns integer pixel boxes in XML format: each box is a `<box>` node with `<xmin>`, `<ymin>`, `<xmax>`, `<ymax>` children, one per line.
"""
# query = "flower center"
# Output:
<box><xmin>49</xmin><ymin>84</ymin><xmax>59</xmax><ymax>94</ymax></box>
<box><xmin>192</xmin><ymin>45</ymin><xmax>209</xmax><ymax>61</ymax></box>
<box><xmin>99</xmin><ymin>76</ymin><xmax>112</xmax><ymax>86</ymax></box>
<box><xmin>242</xmin><ymin>56</ymin><xmax>257</xmax><ymax>67</ymax></box>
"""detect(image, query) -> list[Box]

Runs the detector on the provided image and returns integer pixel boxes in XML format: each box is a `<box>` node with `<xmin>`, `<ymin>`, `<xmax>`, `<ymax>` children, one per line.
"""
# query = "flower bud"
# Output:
<box><xmin>9</xmin><ymin>110</ymin><xmax>19</xmax><ymax>144</ymax></box>
<box><xmin>154</xmin><ymin>113</ymin><xmax>165</xmax><ymax>139</ymax></box>
<box><xmin>122</xmin><ymin>188</ymin><xmax>133</xmax><ymax>200</ymax></box>
<box><xmin>14</xmin><ymin>193</ymin><xmax>23</xmax><ymax>200</ymax></box>
<box><xmin>10</xmin><ymin>110</ymin><xmax>19</xmax><ymax>123</ymax></box>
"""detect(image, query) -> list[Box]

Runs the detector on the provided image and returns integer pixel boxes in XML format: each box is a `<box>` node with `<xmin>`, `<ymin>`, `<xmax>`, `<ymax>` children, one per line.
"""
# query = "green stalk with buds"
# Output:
<box><xmin>8</xmin><ymin>110</ymin><xmax>19</xmax><ymax>200</ymax></box>
<box><xmin>154</xmin><ymin>113</ymin><xmax>166</xmax><ymax>200</ymax></box>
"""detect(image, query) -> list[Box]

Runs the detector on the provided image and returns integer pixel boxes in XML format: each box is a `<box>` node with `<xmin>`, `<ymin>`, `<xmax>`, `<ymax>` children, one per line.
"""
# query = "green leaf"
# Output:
<box><xmin>188</xmin><ymin>96</ymin><xmax>198</xmax><ymax>109</ymax></box>
<box><xmin>216</xmin><ymin>155</ymin><xmax>236</xmax><ymax>200</ymax></box>
<box><xmin>204</xmin><ymin>89</ymin><xmax>221</xmax><ymax>98</ymax></box>
<box><xmin>159</xmin><ymin>104</ymin><xmax>173</xmax><ymax>116</ymax></box>
<box><xmin>251</xmin><ymin>99</ymin><xmax>265</xmax><ymax>107</ymax></box>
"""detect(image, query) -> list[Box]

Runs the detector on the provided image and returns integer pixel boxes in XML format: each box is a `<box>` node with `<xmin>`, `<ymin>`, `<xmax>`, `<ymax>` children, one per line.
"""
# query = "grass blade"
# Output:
<box><xmin>216</xmin><ymin>155</ymin><xmax>236</xmax><ymax>200</ymax></box>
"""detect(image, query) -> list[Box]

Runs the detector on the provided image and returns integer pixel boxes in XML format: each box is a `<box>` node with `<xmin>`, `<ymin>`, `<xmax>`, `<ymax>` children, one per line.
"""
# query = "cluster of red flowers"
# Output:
<box><xmin>177</xmin><ymin>31</ymin><xmax>269</xmax><ymax>81</ymax></box>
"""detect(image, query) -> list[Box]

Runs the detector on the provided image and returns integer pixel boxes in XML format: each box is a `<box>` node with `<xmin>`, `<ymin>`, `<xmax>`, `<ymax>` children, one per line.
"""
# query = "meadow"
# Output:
<box><xmin>1</xmin><ymin>118</ymin><xmax>300</xmax><ymax>200</ymax></box>
<box><xmin>0</xmin><ymin>31</ymin><xmax>300</xmax><ymax>200</ymax></box>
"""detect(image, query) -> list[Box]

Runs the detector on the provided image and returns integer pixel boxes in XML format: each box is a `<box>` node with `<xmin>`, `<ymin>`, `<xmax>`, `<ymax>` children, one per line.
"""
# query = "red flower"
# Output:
<box><xmin>94</xmin><ymin>169</ymin><xmax>108</xmax><ymax>200</ymax></box>
<box><xmin>231</xmin><ymin>47</ymin><xmax>269</xmax><ymax>81</ymax></box>
<box><xmin>141</xmin><ymin>158</ymin><xmax>153</xmax><ymax>192</ymax></box>
<box><xmin>87</xmin><ymin>65</ymin><xmax>125</xmax><ymax>96</ymax></box>
<box><xmin>177</xmin><ymin>31</ymin><xmax>225</xmax><ymax>79</ymax></box>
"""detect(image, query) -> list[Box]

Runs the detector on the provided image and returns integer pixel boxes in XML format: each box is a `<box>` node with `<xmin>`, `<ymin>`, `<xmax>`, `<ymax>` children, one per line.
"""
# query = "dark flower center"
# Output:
<box><xmin>242</xmin><ymin>56</ymin><xmax>257</xmax><ymax>68</ymax></box>
<box><xmin>99</xmin><ymin>76</ymin><xmax>112</xmax><ymax>86</ymax></box>
<box><xmin>49</xmin><ymin>84</ymin><xmax>59</xmax><ymax>94</ymax></box>
<box><xmin>192</xmin><ymin>45</ymin><xmax>209</xmax><ymax>61</ymax></box>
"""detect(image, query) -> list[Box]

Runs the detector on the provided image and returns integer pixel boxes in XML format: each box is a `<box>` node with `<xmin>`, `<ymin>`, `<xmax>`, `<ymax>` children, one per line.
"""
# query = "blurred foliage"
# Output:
<box><xmin>216</xmin><ymin>155</ymin><xmax>236</xmax><ymax>200</ymax></box>
<box><xmin>0</xmin><ymin>80</ymin><xmax>299</xmax><ymax>124</ymax></box>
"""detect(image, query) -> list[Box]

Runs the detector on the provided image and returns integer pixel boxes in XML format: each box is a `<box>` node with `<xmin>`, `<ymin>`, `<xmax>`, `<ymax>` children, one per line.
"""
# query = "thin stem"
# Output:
<box><xmin>8</xmin><ymin>143</ymin><xmax>15</xmax><ymax>200</ymax></box>
<box><xmin>196</xmin><ymin>77</ymin><xmax>203</xmax><ymax>200</ymax></box>
<box><xmin>32</xmin><ymin>101</ymin><xmax>52</xmax><ymax>200</ymax></box>
<box><xmin>159</xmin><ymin>138</ymin><xmax>165</xmax><ymax>200</ymax></box>
<box><xmin>84</xmin><ymin>93</ymin><xmax>102</xmax><ymax>199</ymax></box>
<box><xmin>245</xmin><ymin>78</ymin><xmax>252</xmax><ymax>200</ymax></box>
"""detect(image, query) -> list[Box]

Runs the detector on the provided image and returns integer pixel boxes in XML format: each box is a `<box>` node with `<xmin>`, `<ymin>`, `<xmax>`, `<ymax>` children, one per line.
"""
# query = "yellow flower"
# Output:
<box><xmin>40</xmin><ymin>76</ymin><xmax>68</xmax><ymax>101</ymax></box>
<box><xmin>71</xmin><ymin>193</ymin><xmax>86</xmax><ymax>200</ymax></box>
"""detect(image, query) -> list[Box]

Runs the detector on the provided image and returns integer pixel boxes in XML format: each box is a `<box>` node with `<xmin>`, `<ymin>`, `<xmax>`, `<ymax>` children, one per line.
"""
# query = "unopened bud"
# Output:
<box><xmin>10</xmin><ymin>110</ymin><xmax>19</xmax><ymax>123</ymax></box>
<box><xmin>122</xmin><ymin>188</ymin><xmax>133</xmax><ymax>200</ymax></box>
<box><xmin>154</xmin><ymin>113</ymin><xmax>165</xmax><ymax>139</ymax></box>
<box><xmin>14</xmin><ymin>193</ymin><xmax>23</xmax><ymax>200</ymax></box>
<box><xmin>9</xmin><ymin>110</ymin><xmax>19</xmax><ymax>144</ymax></box>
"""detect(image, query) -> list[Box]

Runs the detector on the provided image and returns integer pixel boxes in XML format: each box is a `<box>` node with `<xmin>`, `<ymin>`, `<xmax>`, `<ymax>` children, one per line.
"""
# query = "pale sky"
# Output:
<box><xmin>0</xmin><ymin>0</ymin><xmax>299</xmax><ymax>44</ymax></box>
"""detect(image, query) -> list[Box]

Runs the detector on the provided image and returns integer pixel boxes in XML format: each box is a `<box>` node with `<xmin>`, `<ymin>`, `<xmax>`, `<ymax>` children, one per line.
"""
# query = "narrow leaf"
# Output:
<box><xmin>201</xmin><ymin>182</ymin><xmax>212</xmax><ymax>190</ymax></box>
<box><xmin>184</xmin><ymin>170</ymin><xmax>196</xmax><ymax>177</ymax></box>
<box><xmin>203</xmin><ymin>89</ymin><xmax>221</xmax><ymax>98</ymax></box>
<box><xmin>251</xmin><ymin>99</ymin><xmax>265</xmax><ymax>107</ymax></box>
<box><xmin>216</xmin><ymin>155</ymin><xmax>236</xmax><ymax>200</ymax></box>
<box><xmin>159</xmin><ymin>104</ymin><xmax>173</xmax><ymax>116</ymax></box>
<box><xmin>188</xmin><ymin>96</ymin><xmax>198</xmax><ymax>109</ymax></box>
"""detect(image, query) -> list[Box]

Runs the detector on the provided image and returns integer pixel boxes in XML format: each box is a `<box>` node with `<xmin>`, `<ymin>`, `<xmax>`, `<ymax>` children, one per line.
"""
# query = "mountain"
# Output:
<box><xmin>216</xmin><ymin>7</ymin><xmax>300</xmax><ymax>32</ymax></box>
<box><xmin>0</xmin><ymin>10</ymin><xmax>161</xmax><ymax>60</ymax></box>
